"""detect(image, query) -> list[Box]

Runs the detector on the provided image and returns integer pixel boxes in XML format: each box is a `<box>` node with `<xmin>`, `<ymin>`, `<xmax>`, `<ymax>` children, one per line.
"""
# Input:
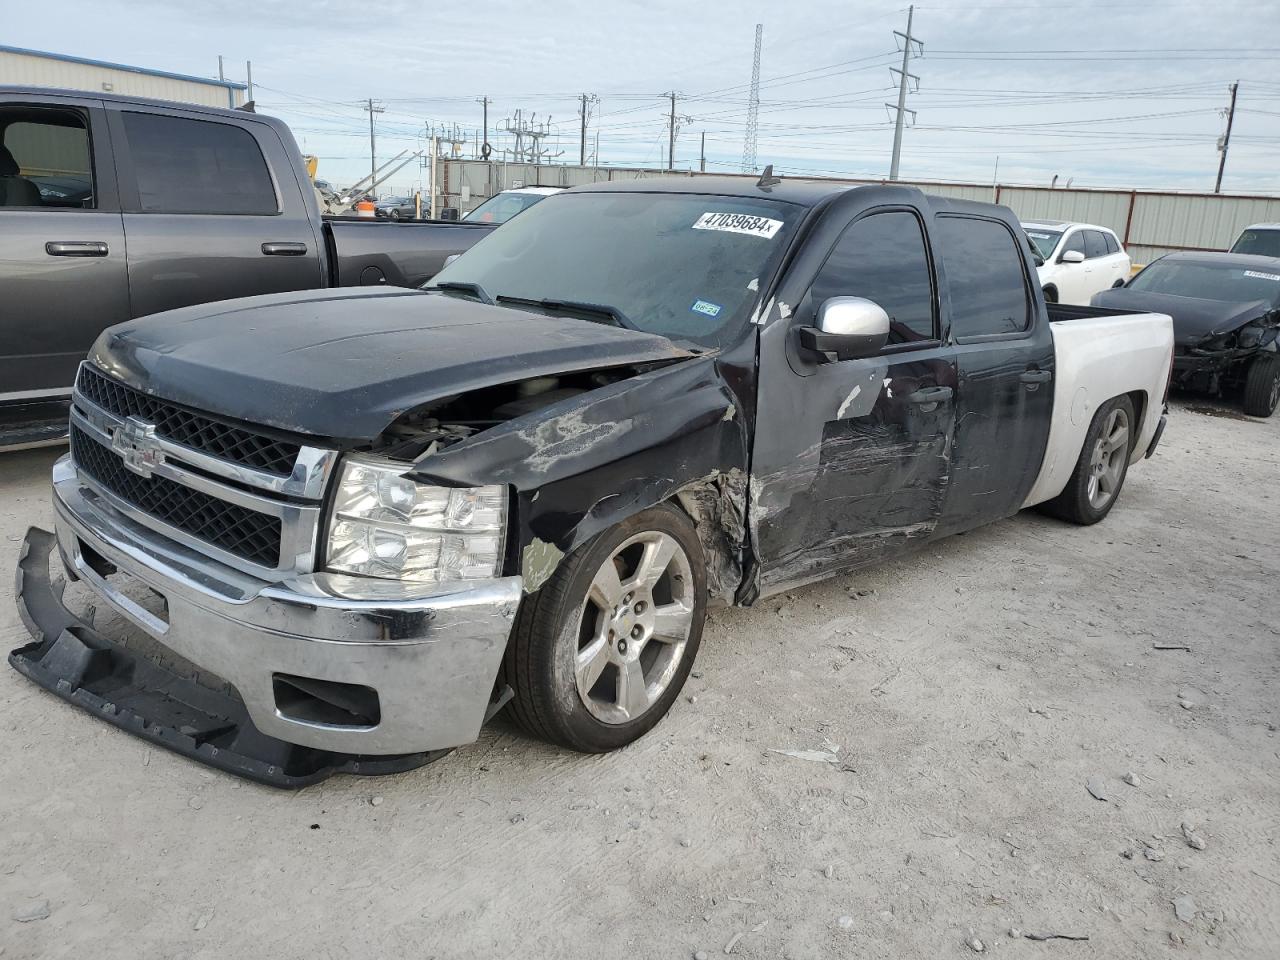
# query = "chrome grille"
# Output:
<box><xmin>71</xmin><ymin>424</ymin><xmax>283</xmax><ymax>567</ymax></box>
<box><xmin>69</xmin><ymin>363</ymin><xmax>337</xmax><ymax>579</ymax></box>
<box><xmin>76</xmin><ymin>365</ymin><xmax>301</xmax><ymax>477</ymax></box>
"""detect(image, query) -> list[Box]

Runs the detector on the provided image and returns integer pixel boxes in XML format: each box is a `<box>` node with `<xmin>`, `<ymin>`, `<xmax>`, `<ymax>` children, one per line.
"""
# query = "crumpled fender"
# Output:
<box><xmin>409</xmin><ymin>356</ymin><xmax>750</xmax><ymax>594</ymax></box>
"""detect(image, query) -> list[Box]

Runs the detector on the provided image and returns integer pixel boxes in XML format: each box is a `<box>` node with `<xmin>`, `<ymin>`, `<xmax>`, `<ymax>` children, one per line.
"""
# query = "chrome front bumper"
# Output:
<box><xmin>32</xmin><ymin>454</ymin><xmax>522</xmax><ymax>758</ymax></box>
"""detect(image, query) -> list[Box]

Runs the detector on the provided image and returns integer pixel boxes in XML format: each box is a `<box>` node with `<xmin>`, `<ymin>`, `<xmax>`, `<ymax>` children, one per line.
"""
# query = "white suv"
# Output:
<box><xmin>1023</xmin><ymin>220</ymin><xmax>1131</xmax><ymax>305</ymax></box>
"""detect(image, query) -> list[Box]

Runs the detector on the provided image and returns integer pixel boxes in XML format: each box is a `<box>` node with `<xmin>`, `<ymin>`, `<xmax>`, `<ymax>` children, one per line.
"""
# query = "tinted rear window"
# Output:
<box><xmin>123</xmin><ymin>112</ymin><xmax>277</xmax><ymax>215</ymax></box>
<box><xmin>935</xmin><ymin>216</ymin><xmax>1030</xmax><ymax>338</ymax></box>
<box><xmin>1085</xmin><ymin>230</ymin><xmax>1109</xmax><ymax>259</ymax></box>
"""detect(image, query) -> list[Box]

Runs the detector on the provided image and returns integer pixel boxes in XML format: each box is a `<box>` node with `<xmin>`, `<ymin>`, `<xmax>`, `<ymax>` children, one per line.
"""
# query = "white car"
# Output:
<box><xmin>462</xmin><ymin>186</ymin><xmax>560</xmax><ymax>224</ymax></box>
<box><xmin>1229</xmin><ymin>223</ymin><xmax>1280</xmax><ymax>257</ymax></box>
<box><xmin>1023</xmin><ymin>220</ymin><xmax>1131</xmax><ymax>305</ymax></box>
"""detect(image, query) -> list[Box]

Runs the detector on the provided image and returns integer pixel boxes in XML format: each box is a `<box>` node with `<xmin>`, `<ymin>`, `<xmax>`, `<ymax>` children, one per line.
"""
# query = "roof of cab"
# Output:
<box><xmin>567</xmin><ymin>175</ymin><xmax>857</xmax><ymax>208</ymax></box>
<box><xmin>0</xmin><ymin>85</ymin><xmax>291</xmax><ymax>132</ymax></box>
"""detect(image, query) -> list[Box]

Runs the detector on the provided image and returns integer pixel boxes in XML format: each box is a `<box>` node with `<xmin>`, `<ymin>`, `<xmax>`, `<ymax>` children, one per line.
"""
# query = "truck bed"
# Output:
<box><xmin>1023</xmin><ymin>309</ymin><xmax>1175</xmax><ymax>508</ymax></box>
<box><xmin>1047</xmin><ymin>303</ymin><xmax>1139</xmax><ymax>323</ymax></box>
<box><xmin>325</xmin><ymin>218</ymin><xmax>496</xmax><ymax>289</ymax></box>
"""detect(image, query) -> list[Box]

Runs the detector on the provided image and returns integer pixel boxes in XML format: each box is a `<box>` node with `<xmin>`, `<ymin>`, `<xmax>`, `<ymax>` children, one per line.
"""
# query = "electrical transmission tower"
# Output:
<box><xmin>742</xmin><ymin>23</ymin><xmax>763</xmax><ymax>173</ymax></box>
<box><xmin>887</xmin><ymin>4</ymin><xmax>924</xmax><ymax>181</ymax></box>
<box><xmin>500</xmin><ymin>110</ymin><xmax>562</xmax><ymax>164</ymax></box>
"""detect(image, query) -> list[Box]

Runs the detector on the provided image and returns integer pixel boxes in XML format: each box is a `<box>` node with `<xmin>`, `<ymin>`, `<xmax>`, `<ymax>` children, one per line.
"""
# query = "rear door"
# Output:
<box><xmin>107</xmin><ymin>105</ymin><xmax>322</xmax><ymax>317</ymax></box>
<box><xmin>1083</xmin><ymin>229</ymin><xmax>1112</xmax><ymax>298</ymax></box>
<box><xmin>1102</xmin><ymin>231</ymin><xmax>1130</xmax><ymax>288</ymax></box>
<box><xmin>931</xmin><ymin>211</ymin><xmax>1054</xmax><ymax>534</ymax></box>
<box><xmin>751</xmin><ymin>189</ymin><xmax>958</xmax><ymax>594</ymax></box>
<box><xmin>0</xmin><ymin>94</ymin><xmax>127</xmax><ymax>397</ymax></box>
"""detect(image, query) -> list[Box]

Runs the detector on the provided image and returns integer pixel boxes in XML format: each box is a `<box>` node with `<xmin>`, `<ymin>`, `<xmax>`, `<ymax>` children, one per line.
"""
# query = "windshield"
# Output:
<box><xmin>432</xmin><ymin>192</ymin><xmax>800</xmax><ymax>347</ymax></box>
<box><xmin>1230</xmin><ymin>229</ymin><xmax>1280</xmax><ymax>258</ymax></box>
<box><xmin>1024</xmin><ymin>228</ymin><xmax>1063</xmax><ymax>261</ymax></box>
<box><xmin>1127</xmin><ymin>260</ymin><xmax>1280</xmax><ymax>303</ymax></box>
<box><xmin>463</xmin><ymin>191</ymin><xmax>548</xmax><ymax>224</ymax></box>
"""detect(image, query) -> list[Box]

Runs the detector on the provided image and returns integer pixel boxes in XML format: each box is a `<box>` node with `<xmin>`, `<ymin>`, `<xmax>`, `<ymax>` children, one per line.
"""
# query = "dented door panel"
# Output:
<box><xmin>748</xmin><ymin>187</ymin><xmax>959</xmax><ymax>597</ymax></box>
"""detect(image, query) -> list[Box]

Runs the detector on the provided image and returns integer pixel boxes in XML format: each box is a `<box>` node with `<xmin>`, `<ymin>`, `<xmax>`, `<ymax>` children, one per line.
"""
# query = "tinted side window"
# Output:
<box><xmin>1061</xmin><ymin>231</ymin><xmax>1086</xmax><ymax>258</ymax></box>
<box><xmin>0</xmin><ymin>108</ymin><xmax>94</xmax><ymax>209</ymax></box>
<box><xmin>1084</xmin><ymin>230</ymin><xmax>1109</xmax><ymax>259</ymax></box>
<box><xmin>1103</xmin><ymin>232</ymin><xmax>1120</xmax><ymax>255</ymax></box>
<box><xmin>934</xmin><ymin>215</ymin><xmax>1030</xmax><ymax>338</ymax></box>
<box><xmin>809</xmin><ymin>211</ymin><xmax>936</xmax><ymax>344</ymax></box>
<box><xmin>123</xmin><ymin>112</ymin><xmax>276</xmax><ymax>215</ymax></box>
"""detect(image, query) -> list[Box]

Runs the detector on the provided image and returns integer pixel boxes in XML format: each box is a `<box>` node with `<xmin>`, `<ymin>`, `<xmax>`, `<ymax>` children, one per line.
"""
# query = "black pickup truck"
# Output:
<box><xmin>12</xmin><ymin>177</ymin><xmax>1173</xmax><ymax>786</ymax></box>
<box><xmin>0</xmin><ymin>86</ymin><xmax>494</xmax><ymax>446</ymax></box>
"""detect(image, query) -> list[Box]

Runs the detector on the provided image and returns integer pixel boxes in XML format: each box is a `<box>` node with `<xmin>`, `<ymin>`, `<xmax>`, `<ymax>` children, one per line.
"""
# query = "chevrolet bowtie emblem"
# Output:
<box><xmin>111</xmin><ymin>416</ymin><xmax>165</xmax><ymax>477</ymax></box>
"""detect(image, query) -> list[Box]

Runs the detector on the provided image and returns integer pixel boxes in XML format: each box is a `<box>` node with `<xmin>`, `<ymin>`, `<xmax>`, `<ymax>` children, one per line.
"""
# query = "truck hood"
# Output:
<box><xmin>90</xmin><ymin>287</ymin><xmax>695</xmax><ymax>442</ymax></box>
<box><xmin>1091</xmin><ymin>288</ymin><xmax>1270</xmax><ymax>345</ymax></box>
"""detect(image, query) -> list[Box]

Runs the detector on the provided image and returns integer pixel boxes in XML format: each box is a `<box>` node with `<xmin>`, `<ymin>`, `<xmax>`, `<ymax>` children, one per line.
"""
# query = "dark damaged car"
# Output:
<box><xmin>12</xmin><ymin>178</ymin><xmax>1174</xmax><ymax>787</ymax></box>
<box><xmin>1093</xmin><ymin>252</ymin><xmax>1280</xmax><ymax>417</ymax></box>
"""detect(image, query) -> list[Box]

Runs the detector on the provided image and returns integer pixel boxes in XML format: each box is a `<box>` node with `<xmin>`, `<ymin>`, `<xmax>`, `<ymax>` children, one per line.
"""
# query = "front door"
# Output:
<box><xmin>107</xmin><ymin>104</ymin><xmax>322</xmax><ymax>318</ymax></box>
<box><xmin>0</xmin><ymin>96</ymin><xmax>128</xmax><ymax>397</ymax></box>
<box><xmin>930</xmin><ymin>210</ymin><xmax>1055</xmax><ymax>534</ymax></box>
<box><xmin>750</xmin><ymin>191</ymin><xmax>957</xmax><ymax>596</ymax></box>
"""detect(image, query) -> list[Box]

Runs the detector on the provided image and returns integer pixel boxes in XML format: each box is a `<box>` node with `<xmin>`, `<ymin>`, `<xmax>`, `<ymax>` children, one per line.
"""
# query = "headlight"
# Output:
<box><xmin>326</xmin><ymin>456</ymin><xmax>506</xmax><ymax>583</ymax></box>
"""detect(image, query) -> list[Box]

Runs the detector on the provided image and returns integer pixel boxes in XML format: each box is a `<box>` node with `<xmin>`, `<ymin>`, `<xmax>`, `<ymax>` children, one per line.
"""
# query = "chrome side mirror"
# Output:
<box><xmin>798</xmin><ymin>297</ymin><xmax>891</xmax><ymax>362</ymax></box>
<box><xmin>1060</xmin><ymin>249</ymin><xmax>1086</xmax><ymax>264</ymax></box>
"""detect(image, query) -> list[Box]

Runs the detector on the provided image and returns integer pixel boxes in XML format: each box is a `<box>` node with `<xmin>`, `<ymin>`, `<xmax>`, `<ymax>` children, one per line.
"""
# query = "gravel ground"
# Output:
<box><xmin>0</xmin><ymin>399</ymin><xmax>1277</xmax><ymax>960</ymax></box>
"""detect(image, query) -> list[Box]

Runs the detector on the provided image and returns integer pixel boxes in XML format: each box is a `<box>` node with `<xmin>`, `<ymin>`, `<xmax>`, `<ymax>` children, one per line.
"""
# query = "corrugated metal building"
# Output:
<box><xmin>0</xmin><ymin>45</ymin><xmax>245</xmax><ymax>108</ymax></box>
<box><xmin>436</xmin><ymin>160</ymin><xmax>1280</xmax><ymax>266</ymax></box>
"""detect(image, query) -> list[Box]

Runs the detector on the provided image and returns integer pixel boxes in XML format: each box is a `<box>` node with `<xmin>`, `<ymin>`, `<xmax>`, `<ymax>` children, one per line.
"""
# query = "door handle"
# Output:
<box><xmin>1020</xmin><ymin>369</ymin><xmax>1053</xmax><ymax>385</ymax></box>
<box><xmin>261</xmin><ymin>242</ymin><xmax>308</xmax><ymax>256</ymax></box>
<box><xmin>45</xmin><ymin>241</ymin><xmax>108</xmax><ymax>257</ymax></box>
<box><xmin>906</xmin><ymin>385</ymin><xmax>954</xmax><ymax>405</ymax></box>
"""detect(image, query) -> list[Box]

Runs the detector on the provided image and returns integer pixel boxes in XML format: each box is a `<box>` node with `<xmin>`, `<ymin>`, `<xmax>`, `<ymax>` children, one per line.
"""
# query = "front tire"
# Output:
<box><xmin>1041</xmin><ymin>395</ymin><xmax>1136</xmax><ymax>525</ymax></box>
<box><xmin>1242</xmin><ymin>355</ymin><xmax>1280</xmax><ymax>418</ymax></box>
<box><xmin>1043</xmin><ymin>286</ymin><xmax>1058</xmax><ymax>304</ymax></box>
<box><xmin>504</xmin><ymin>504</ymin><xmax>706</xmax><ymax>752</ymax></box>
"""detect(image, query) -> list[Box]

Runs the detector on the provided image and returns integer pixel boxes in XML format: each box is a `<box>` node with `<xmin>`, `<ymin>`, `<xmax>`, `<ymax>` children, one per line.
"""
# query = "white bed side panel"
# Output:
<box><xmin>1023</xmin><ymin>312</ymin><xmax>1174</xmax><ymax>508</ymax></box>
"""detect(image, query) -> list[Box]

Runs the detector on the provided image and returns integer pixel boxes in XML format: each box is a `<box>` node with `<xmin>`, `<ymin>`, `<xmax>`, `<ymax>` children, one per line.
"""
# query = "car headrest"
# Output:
<box><xmin>0</xmin><ymin>145</ymin><xmax>19</xmax><ymax>177</ymax></box>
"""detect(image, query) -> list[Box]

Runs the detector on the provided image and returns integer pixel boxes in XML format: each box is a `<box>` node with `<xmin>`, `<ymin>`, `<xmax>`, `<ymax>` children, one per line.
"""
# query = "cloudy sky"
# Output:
<box><xmin>9</xmin><ymin>0</ymin><xmax>1280</xmax><ymax>195</ymax></box>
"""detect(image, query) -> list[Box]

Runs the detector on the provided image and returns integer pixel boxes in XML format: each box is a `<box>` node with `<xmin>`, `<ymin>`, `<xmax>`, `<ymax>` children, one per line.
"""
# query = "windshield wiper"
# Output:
<box><xmin>494</xmin><ymin>295</ymin><xmax>637</xmax><ymax>330</ymax></box>
<box><xmin>424</xmin><ymin>280</ymin><xmax>493</xmax><ymax>304</ymax></box>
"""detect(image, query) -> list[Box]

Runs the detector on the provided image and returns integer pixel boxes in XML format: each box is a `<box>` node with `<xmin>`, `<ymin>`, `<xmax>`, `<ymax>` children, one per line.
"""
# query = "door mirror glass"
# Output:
<box><xmin>1060</xmin><ymin>249</ymin><xmax>1086</xmax><ymax>264</ymax></box>
<box><xmin>799</xmin><ymin>297</ymin><xmax>891</xmax><ymax>362</ymax></box>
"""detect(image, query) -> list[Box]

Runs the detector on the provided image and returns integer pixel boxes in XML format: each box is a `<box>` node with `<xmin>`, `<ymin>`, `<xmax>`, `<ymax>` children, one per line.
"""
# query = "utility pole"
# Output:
<box><xmin>667</xmin><ymin>92</ymin><xmax>677</xmax><ymax>170</ymax></box>
<box><xmin>700</xmin><ymin>131</ymin><xmax>706</xmax><ymax>173</ymax></box>
<box><xmin>742</xmin><ymin>23</ymin><xmax>763</xmax><ymax>172</ymax></box>
<box><xmin>217</xmin><ymin>55</ymin><xmax>224</xmax><ymax>82</ymax></box>
<box><xmin>245</xmin><ymin>60</ymin><xmax>254</xmax><ymax>102</ymax></box>
<box><xmin>887</xmin><ymin>5</ymin><xmax>924</xmax><ymax>181</ymax></box>
<box><xmin>477</xmin><ymin>96</ymin><xmax>492</xmax><ymax>158</ymax></box>
<box><xmin>1215</xmin><ymin>81</ymin><xmax>1239</xmax><ymax>194</ymax></box>
<box><xmin>580</xmin><ymin>94</ymin><xmax>589</xmax><ymax>165</ymax></box>
<box><xmin>366</xmin><ymin>99</ymin><xmax>385</xmax><ymax>198</ymax></box>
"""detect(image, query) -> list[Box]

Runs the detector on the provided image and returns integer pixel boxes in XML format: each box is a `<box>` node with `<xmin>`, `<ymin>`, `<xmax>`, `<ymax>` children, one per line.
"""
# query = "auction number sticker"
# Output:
<box><xmin>693</xmin><ymin>211</ymin><xmax>783</xmax><ymax>239</ymax></box>
<box><xmin>1244</xmin><ymin>270</ymin><xmax>1280</xmax><ymax>281</ymax></box>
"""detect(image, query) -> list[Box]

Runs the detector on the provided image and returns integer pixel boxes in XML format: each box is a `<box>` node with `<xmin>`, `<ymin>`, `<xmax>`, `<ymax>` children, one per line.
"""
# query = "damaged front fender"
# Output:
<box><xmin>409</xmin><ymin>356</ymin><xmax>752</xmax><ymax>598</ymax></box>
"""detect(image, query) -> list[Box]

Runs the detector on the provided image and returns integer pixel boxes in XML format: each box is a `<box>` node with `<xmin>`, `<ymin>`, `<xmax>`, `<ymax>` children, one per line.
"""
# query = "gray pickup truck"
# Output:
<box><xmin>0</xmin><ymin>86</ymin><xmax>494</xmax><ymax>446</ymax></box>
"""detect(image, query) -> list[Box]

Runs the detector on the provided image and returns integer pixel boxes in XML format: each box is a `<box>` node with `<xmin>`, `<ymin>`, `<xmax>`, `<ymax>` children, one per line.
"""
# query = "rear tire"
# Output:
<box><xmin>1041</xmin><ymin>395</ymin><xmax>1136</xmax><ymax>525</ymax></box>
<box><xmin>1241</xmin><ymin>355</ymin><xmax>1280</xmax><ymax>418</ymax></box>
<box><xmin>504</xmin><ymin>504</ymin><xmax>706</xmax><ymax>753</ymax></box>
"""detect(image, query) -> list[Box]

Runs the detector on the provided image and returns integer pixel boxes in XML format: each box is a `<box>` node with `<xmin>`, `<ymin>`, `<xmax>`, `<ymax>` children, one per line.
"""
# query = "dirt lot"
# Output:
<box><xmin>1</xmin><ymin>399</ymin><xmax>1277</xmax><ymax>960</ymax></box>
